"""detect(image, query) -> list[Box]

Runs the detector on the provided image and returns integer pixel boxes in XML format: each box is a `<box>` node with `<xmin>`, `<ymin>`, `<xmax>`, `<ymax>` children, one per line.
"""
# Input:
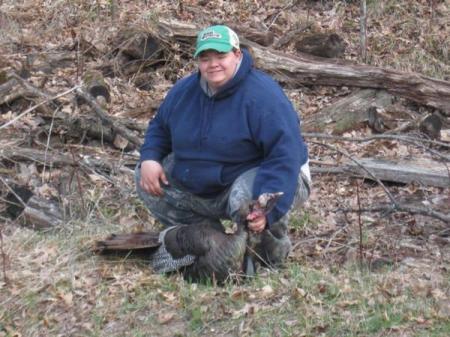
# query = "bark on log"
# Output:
<box><xmin>156</xmin><ymin>20</ymin><xmax>450</xmax><ymax>114</ymax></box>
<box><xmin>42</xmin><ymin>114</ymin><xmax>136</xmax><ymax>151</ymax></box>
<box><xmin>0</xmin><ymin>79</ymin><xmax>23</xmax><ymax>105</ymax></box>
<box><xmin>23</xmin><ymin>195</ymin><xmax>64</xmax><ymax>229</ymax></box>
<box><xmin>312</xmin><ymin>158</ymin><xmax>450</xmax><ymax>188</ymax></box>
<box><xmin>0</xmin><ymin>146</ymin><xmax>136</xmax><ymax>172</ymax></box>
<box><xmin>4</xmin><ymin>185</ymin><xmax>64</xmax><ymax>229</ymax></box>
<box><xmin>303</xmin><ymin>89</ymin><xmax>394</xmax><ymax>133</ymax></box>
<box><xmin>252</xmin><ymin>46</ymin><xmax>450</xmax><ymax>114</ymax></box>
<box><xmin>226</xmin><ymin>24</ymin><xmax>274</xmax><ymax>47</ymax></box>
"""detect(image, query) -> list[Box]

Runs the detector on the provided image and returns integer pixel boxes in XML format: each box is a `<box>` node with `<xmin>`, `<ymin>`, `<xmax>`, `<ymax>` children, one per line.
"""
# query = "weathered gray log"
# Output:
<box><xmin>0</xmin><ymin>78</ymin><xmax>23</xmax><ymax>105</ymax></box>
<box><xmin>4</xmin><ymin>73</ymin><xmax>61</xmax><ymax>116</ymax></box>
<box><xmin>116</xmin><ymin>29</ymin><xmax>162</xmax><ymax>60</ymax></box>
<box><xmin>39</xmin><ymin>109</ymin><xmax>141</xmax><ymax>151</ymax></box>
<box><xmin>156</xmin><ymin>20</ymin><xmax>450</xmax><ymax>114</ymax></box>
<box><xmin>0</xmin><ymin>146</ymin><xmax>136</xmax><ymax>172</ymax></box>
<box><xmin>312</xmin><ymin>158</ymin><xmax>450</xmax><ymax>188</ymax></box>
<box><xmin>28</xmin><ymin>52</ymin><xmax>76</xmax><ymax>74</ymax></box>
<box><xmin>344</xmin><ymin>158</ymin><xmax>450</xmax><ymax>187</ymax></box>
<box><xmin>4</xmin><ymin>184</ymin><xmax>64</xmax><ymax>229</ymax></box>
<box><xmin>23</xmin><ymin>195</ymin><xmax>64</xmax><ymax>229</ymax></box>
<box><xmin>228</xmin><ymin>24</ymin><xmax>274</xmax><ymax>47</ymax></box>
<box><xmin>303</xmin><ymin>89</ymin><xmax>394</xmax><ymax>133</ymax></box>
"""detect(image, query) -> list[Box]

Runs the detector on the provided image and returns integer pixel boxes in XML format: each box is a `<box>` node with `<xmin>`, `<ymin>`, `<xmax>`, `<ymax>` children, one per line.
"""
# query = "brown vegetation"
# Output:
<box><xmin>0</xmin><ymin>1</ymin><xmax>449</xmax><ymax>336</ymax></box>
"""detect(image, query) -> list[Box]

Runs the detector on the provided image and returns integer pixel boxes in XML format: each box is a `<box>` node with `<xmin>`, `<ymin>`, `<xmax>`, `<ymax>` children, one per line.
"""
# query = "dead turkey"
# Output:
<box><xmin>93</xmin><ymin>192</ymin><xmax>283</xmax><ymax>284</ymax></box>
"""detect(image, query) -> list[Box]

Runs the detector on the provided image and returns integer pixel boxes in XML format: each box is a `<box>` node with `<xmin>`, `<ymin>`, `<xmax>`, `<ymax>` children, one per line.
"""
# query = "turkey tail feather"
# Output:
<box><xmin>93</xmin><ymin>232</ymin><xmax>161</xmax><ymax>253</ymax></box>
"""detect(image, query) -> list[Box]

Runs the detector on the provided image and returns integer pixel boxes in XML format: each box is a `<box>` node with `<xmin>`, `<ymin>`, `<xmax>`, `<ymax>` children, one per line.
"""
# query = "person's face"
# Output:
<box><xmin>198</xmin><ymin>49</ymin><xmax>242</xmax><ymax>91</ymax></box>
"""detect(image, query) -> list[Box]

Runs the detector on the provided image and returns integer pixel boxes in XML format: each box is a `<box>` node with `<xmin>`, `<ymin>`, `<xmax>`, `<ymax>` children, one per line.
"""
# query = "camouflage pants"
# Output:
<box><xmin>135</xmin><ymin>155</ymin><xmax>310</xmax><ymax>267</ymax></box>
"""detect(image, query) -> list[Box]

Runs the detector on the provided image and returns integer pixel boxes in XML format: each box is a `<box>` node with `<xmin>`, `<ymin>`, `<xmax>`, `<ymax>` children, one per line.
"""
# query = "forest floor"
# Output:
<box><xmin>0</xmin><ymin>1</ymin><xmax>449</xmax><ymax>336</ymax></box>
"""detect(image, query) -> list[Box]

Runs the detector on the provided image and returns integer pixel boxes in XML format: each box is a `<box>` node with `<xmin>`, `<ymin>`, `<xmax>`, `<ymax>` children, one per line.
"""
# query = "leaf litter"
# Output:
<box><xmin>0</xmin><ymin>0</ymin><xmax>449</xmax><ymax>336</ymax></box>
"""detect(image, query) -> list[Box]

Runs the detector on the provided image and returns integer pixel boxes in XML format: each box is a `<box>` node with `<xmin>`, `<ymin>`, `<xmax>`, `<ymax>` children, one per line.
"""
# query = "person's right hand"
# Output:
<box><xmin>140</xmin><ymin>160</ymin><xmax>169</xmax><ymax>197</ymax></box>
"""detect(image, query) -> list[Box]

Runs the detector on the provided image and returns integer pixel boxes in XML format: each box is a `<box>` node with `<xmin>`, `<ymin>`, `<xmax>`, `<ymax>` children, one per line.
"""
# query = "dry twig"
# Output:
<box><xmin>0</xmin><ymin>223</ymin><xmax>9</xmax><ymax>285</ymax></box>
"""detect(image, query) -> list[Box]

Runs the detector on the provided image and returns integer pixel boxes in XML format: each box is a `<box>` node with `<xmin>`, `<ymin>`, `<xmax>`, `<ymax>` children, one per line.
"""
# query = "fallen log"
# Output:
<box><xmin>0</xmin><ymin>78</ymin><xmax>23</xmax><ymax>106</ymax></box>
<box><xmin>156</xmin><ymin>20</ymin><xmax>450</xmax><ymax>114</ymax></box>
<box><xmin>342</xmin><ymin>158</ymin><xmax>450</xmax><ymax>188</ymax></box>
<box><xmin>311</xmin><ymin>158</ymin><xmax>450</xmax><ymax>188</ymax></box>
<box><xmin>23</xmin><ymin>195</ymin><xmax>64</xmax><ymax>229</ymax></box>
<box><xmin>0</xmin><ymin>146</ymin><xmax>136</xmax><ymax>173</ymax></box>
<box><xmin>251</xmin><ymin>46</ymin><xmax>450</xmax><ymax>114</ymax></box>
<box><xmin>0</xmin><ymin>74</ymin><xmax>141</xmax><ymax>149</ymax></box>
<box><xmin>302</xmin><ymin>89</ymin><xmax>394</xmax><ymax>133</ymax></box>
<box><xmin>81</xmin><ymin>70</ymin><xmax>111</xmax><ymax>103</ymax></box>
<box><xmin>226</xmin><ymin>24</ymin><xmax>274</xmax><ymax>47</ymax></box>
<box><xmin>4</xmin><ymin>185</ymin><xmax>63</xmax><ymax>229</ymax></box>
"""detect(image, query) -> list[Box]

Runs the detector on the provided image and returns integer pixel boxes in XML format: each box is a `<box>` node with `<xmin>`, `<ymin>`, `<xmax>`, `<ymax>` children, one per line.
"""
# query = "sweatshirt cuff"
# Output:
<box><xmin>140</xmin><ymin>150</ymin><xmax>165</xmax><ymax>163</ymax></box>
<box><xmin>265</xmin><ymin>209</ymin><xmax>282</xmax><ymax>229</ymax></box>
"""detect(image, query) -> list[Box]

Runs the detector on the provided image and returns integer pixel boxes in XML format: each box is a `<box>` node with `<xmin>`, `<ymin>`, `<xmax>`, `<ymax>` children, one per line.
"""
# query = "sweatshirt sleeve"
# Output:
<box><xmin>251</xmin><ymin>90</ymin><xmax>307</xmax><ymax>227</ymax></box>
<box><xmin>139</xmin><ymin>94</ymin><xmax>173</xmax><ymax>163</ymax></box>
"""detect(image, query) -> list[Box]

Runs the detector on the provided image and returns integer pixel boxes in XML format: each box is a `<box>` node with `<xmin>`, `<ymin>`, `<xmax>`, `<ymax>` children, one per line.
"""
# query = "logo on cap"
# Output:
<box><xmin>201</xmin><ymin>31</ymin><xmax>222</xmax><ymax>40</ymax></box>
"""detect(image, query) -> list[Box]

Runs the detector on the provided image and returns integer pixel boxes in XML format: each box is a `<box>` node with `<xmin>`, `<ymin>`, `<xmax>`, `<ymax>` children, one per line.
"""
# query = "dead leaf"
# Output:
<box><xmin>337</xmin><ymin>300</ymin><xmax>359</xmax><ymax>308</ymax></box>
<box><xmin>231</xmin><ymin>289</ymin><xmax>248</xmax><ymax>301</ymax></box>
<box><xmin>317</xmin><ymin>280</ymin><xmax>328</xmax><ymax>293</ymax></box>
<box><xmin>440</xmin><ymin>129</ymin><xmax>450</xmax><ymax>142</ymax></box>
<box><xmin>17</xmin><ymin>162</ymin><xmax>38</xmax><ymax>185</ymax></box>
<box><xmin>222</xmin><ymin>220</ymin><xmax>238</xmax><ymax>234</ymax></box>
<box><xmin>232</xmin><ymin>303</ymin><xmax>256</xmax><ymax>318</ymax></box>
<box><xmin>436</xmin><ymin>300</ymin><xmax>450</xmax><ymax>319</ymax></box>
<box><xmin>260</xmin><ymin>285</ymin><xmax>274</xmax><ymax>298</ymax></box>
<box><xmin>37</xmin><ymin>183</ymin><xmax>58</xmax><ymax>198</ymax></box>
<box><xmin>292</xmin><ymin>287</ymin><xmax>307</xmax><ymax>299</ymax></box>
<box><xmin>113</xmin><ymin>134</ymin><xmax>129</xmax><ymax>150</ymax></box>
<box><xmin>279</xmin><ymin>277</ymin><xmax>290</xmax><ymax>287</ymax></box>
<box><xmin>158</xmin><ymin>290</ymin><xmax>177</xmax><ymax>303</ymax></box>
<box><xmin>58</xmin><ymin>291</ymin><xmax>73</xmax><ymax>306</ymax></box>
<box><xmin>158</xmin><ymin>312</ymin><xmax>175</xmax><ymax>324</ymax></box>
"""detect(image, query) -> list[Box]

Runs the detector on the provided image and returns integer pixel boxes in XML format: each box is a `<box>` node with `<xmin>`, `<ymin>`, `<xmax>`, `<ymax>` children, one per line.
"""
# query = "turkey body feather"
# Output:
<box><xmin>93</xmin><ymin>192</ymin><xmax>282</xmax><ymax>284</ymax></box>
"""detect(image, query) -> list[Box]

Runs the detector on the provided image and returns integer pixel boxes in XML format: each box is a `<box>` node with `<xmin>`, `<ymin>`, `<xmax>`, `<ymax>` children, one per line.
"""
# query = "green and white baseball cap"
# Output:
<box><xmin>194</xmin><ymin>25</ymin><xmax>240</xmax><ymax>57</ymax></box>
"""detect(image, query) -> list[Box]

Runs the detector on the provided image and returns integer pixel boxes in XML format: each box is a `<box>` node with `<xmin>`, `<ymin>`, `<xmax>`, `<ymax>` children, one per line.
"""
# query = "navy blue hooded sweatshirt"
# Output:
<box><xmin>140</xmin><ymin>49</ymin><xmax>309</xmax><ymax>226</ymax></box>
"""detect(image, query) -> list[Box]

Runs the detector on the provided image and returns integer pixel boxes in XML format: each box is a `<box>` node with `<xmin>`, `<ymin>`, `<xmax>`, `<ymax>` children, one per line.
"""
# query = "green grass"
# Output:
<box><xmin>1</xmin><ymin>207</ymin><xmax>448</xmax><ymax>337</ymax></box>
<box><xmin>289</xmin><ymin>210</ymin><xmax>317</xmax><ymax>233</ymax></box>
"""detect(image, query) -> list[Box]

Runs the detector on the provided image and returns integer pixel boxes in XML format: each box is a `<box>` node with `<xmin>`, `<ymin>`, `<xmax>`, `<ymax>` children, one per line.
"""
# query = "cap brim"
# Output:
<box><xmin>194</xmin><ymin>43</ymin><xmax>234</xmax><ymax>57</ymax></box>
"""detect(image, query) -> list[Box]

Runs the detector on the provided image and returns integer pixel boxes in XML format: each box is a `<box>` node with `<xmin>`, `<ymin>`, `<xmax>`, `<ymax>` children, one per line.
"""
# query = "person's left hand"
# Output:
<box><xmin>246</xmin><ymin>212</ymin><xmax>267</xmax><ymax>233</ymax></box>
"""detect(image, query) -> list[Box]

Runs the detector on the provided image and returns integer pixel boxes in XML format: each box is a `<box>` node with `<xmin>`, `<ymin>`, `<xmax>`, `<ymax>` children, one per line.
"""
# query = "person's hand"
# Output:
<box><xmin>140</xmin><ymin>160</ymin><xmax>169</xmax><ymax>196</ymax></box>
<box><xmin>246</xmin><ymin>211</ymin><xmax>267</xmax><ymax>233</ymax></box>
